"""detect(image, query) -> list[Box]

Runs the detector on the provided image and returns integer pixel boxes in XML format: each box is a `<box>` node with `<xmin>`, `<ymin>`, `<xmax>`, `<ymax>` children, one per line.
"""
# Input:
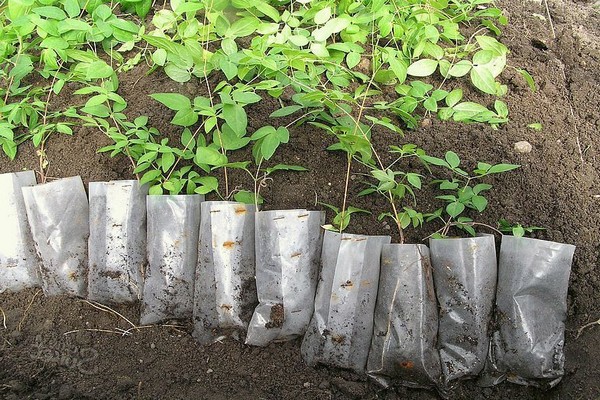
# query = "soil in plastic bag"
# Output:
<box><xmin>88</xmin><ymin>180</ymin><xmax>148</xmax><ymax>304</ymax></box>
<box><xmin>140</xmin><ymin>195</ymin><xmax>203</xmax><ymax>325</ymax></box>
<box><xmin>22</xmin><ymin>176</ymin><xmax>89</xmax><ymax>297</ymax></box>
<box><xmin>301</xmin><ymin>231</ymin><xmax>391</xmax><ymax>374</ymax></box>
<box><xmin>429</xmin><ymin>235</ymin><xmax>497</xmax><ymax>385</ymax></box>
<box><xmin>484</xmin><ymin>235</ymin><xmax>575</xmax><ymax>388</ymax></box>
<box><xmin>367</xmin><ymin>243</ymin><xmax>442</xmax><ymax>390</ymax></box>
<box><xmin>0</xmin><ymin>171</ymin><xmax>41</xmax><ymax>293</ymax></box>
<box><xmin>245</xmin><ymin>210</ymin><xmax>324</xmax><ymax>346</ymax></box>
<box><xmin>193</xmin><ymin>201</ymin><xmax>257</xmax><ymax>344</ymax></box>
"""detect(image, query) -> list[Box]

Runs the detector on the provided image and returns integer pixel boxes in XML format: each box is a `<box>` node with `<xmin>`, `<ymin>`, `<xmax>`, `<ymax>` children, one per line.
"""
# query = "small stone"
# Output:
<box><xmin>318</xmin><ymin>380</ymin><xmax>330</xmax><ymax>389</ymax></box>
<box><xmin>350</xmin><ymin>175</ymin><xmax>357</xmax><ymax>181</ymax></box>
<box><xmin>206</xmin><ymin>368</ymin><xmax>214</xmax><ymax>374</ymax></box>
<box><xmin>150</xmin><ymin>343</ymin><xmax>156</xmax><ymax>349</ymax></box>
<box><xmin>514</xmin><ymin>141</ymin><xmax>532</xmax><ymax>153</ymax></box>
<box><xmin>383</xmin><ymin>225</ymin><xmax>391</xmax><ymax>230</ymax></box>
<box><xmin>303</xmin><ymin>382</ymin><xmax>311</xmax><ymax>388</ymax></box>
<box><xmin>420</xmin><ymin>118</ymin><xmax>432</xmax><ymax>128</ymax></box>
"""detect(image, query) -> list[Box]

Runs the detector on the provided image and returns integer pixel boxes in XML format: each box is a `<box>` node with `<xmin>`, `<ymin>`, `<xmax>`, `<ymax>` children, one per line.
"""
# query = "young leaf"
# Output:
<box><xmin>150</xmin><ymin>93</ymin><xmax>191</xmax><ymax>111</ymax></box>
<box><xmin>406</xmin><ymin>59</ymin><xmax>438</xmax><ymax>77</ymax></box>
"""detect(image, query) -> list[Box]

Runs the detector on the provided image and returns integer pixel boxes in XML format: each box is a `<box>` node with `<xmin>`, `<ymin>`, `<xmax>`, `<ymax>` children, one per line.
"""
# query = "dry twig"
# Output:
<box><xmin>576</xmin><ymin>317</ymin><xmax>600</xmax><ymax>338</ymax></box>
<box><xmin>18</xmin><ymin>289</ymin><xmax>41</xmax><ymax>331</ymax></box>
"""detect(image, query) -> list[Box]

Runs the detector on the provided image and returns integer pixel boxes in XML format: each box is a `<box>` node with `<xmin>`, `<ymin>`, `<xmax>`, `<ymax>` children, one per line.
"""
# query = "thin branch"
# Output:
<box><xmin>18</xmin><ymin>289</ymin><xmax>41</xmax><ymax>331</ymax></box>
<box><xmin>0</xmin><ymin>306</ymin><xmax>6</xmax><ymax>329</ymax></box>
<box><xmin>543</xmin><ymin>0</ymin><xmax>556</xmax><ymax>39</ymax></box>
<box><xmin>576</xmin><ymin>317</ymin><xmax>600</xmax><ymax>339</ymax></box>
<box><xmin>81</xmin><ymin>300</ymin><xmax>137</xmax><ymax>330</ymax></box>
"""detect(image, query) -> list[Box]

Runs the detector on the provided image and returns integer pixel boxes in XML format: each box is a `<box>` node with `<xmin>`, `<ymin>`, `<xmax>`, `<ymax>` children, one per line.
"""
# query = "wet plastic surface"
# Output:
<box><xmin>193</xmin><ymin>201</ymin><xmax>257</xmax><ymax>344</ymax></box>
<box><xmin>301</xmin><ymin>231</ymin><xmax>391</xmax><ymax>374</ymax></box>
<box><xmin>88</xmin><ymin>180</ymin><xmax>148</xmax><ymax>304</ymax></box>
<box><xmin>22</xmin><ymin>176</ymin><xmax>89</xmax><ymax>297</ymax></box>
<box><xmin>245</xmin><ymin>210</ymin><xmax>324</xmax><ymax>346</ymax></box>
<box><xmin>367</xmin><ymin>244</ymin><xmax>442</xmax><ymax>389</ymax></box>
<box><xmin>485</xmin><ymin>235</ymin><xmax>575</xmax><ymax>388</ymax></box>
<box><xmin>429</xmin><ymin>236</ymin><xmax>497</xmax><ymax>384</ymax></box>
<box><xmin>140</xmin><ymin>195</ymin><xmax>203</xmax><ymax>325</ymax></box>
<box><xmin>0</xmin><ymin>171</ymin><xmax>41</xmax><ymax>293</ymax></box>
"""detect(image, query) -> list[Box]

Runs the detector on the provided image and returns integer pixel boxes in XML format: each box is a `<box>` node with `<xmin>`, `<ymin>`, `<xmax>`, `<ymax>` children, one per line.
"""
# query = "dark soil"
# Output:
<box><xmin>2</xmin><ymin>0</ymin><xmax>600</xmax><ymax>399</ymax></box>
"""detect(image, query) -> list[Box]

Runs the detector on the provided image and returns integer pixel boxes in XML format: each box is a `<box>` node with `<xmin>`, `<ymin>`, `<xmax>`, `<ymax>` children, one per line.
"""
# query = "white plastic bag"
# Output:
<box><xmin>0</xmin><ymin>171</ymin><xmax>41</xmax><ymax>293</ymax></box>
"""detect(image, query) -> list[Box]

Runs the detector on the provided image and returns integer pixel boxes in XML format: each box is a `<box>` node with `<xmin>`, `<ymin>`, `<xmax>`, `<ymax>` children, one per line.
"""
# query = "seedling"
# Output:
<box><xmin>497</xmin><ymin>219</ymin><xmax>545</xmax><ymax>237</ymax></box>
<box><xmin>419</xmin><ymin>151</ymin><xmax>520</xmax><ymax>237</ymax></box>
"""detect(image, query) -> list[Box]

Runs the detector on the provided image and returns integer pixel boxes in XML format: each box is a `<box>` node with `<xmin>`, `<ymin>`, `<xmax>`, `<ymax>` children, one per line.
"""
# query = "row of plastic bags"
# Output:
<box><xmin>0</xmin><ymin>172</ymin><xmax>576</xmax><ymax>393</ymax></box>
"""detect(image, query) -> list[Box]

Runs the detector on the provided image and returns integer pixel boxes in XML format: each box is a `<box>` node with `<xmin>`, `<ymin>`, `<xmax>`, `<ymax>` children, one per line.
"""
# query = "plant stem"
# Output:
<box><xmin>339</xmin><ymin>153</ymin><xmax>352</xmax><ymax>233</ymax></box>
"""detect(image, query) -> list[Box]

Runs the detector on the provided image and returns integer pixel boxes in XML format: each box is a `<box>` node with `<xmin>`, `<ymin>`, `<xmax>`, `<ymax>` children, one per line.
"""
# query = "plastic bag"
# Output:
<box><xmin>429</xmin><ymin>235</ymin><xmax>497</xmax><ymax>384</ymax></box>
<box><xmin>22</xmin><ymin>176</ymin><xmax>89</xmax><ymax>297</ymax></box>
<box><xmin>140</xmin><ymin>195</ymin><xmax>203</xmax><ymax>325</ymax></box>
<box><xmin>484</xmin><ymin>235</ymin><xmax>575</xmax><ymax>388</ymax></box>
<box><xmin>0</xmin><ymin>171</ymin><xmax>41</xmax><ymax>293</ymax></box>
<box><xmin>88</xmin><ymin>180</ymin><xmax>148</xmax><ymax>304</ymax></box>
<box><xmin>301</xmin><ymin>231</ymin><xmax>391</xmax><ymax>374</ymax></box>
<box><xmin>245</xmin><ymin>210</ymin><xmax>324</xmax><ymax>346</ymax></box>
<box><xmin>367</xmin><ymin>244</ymin><xmax>442</xmax><ymax>389</ymax></box>
<box><xmin>193</xmin><ymin>201</ymin><xmax>257</xmax><ymax>344</ymax></box>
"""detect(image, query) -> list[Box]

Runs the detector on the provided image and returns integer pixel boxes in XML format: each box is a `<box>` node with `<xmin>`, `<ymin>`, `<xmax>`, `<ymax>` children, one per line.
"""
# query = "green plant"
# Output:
<box><xmin>498</xmin><ymin>219</ymin><xmax>545</xmax><ymax>237</ymax></box>
<box><xmin>419</xmin><ymin>150</ymin><xmax>519</xmax><ymax>237</ymax></box>
<box><xmin>320</xmin><ymin>203</ymin><xmax>370</xmax><ymax>232</ymax></box>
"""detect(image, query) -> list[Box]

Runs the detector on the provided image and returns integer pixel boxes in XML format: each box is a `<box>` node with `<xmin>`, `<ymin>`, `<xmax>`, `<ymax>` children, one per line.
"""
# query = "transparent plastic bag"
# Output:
<box><xmin>0</xmin><ymin>171</ymin><xmax>41</xmax><ymax>293</ymax></box>
<box><xmin>301</xmin><ymin>231</ymin><xmax>391</xmax><ymax>374</ymax></box>
<box><xmin>367</xmin><ymin>244</ymin><xmax>442</xmax><ymax>389</ymax></box>
<box><xmin>245</xmin><ymin>210</ymin><xmax>324</xmax><ymax>346</ymax></box>
<box><xmin>193</xmin><ymin>201</ymin><xmax>257</xmax><ymax>344</ymax></box>
<box><xmin>140</xmin><ymin>195</ymin><xmax>203</xmax><ymax>325</ymax></box>
<box><xmin>22</xmin><ymin>176</ymin><xmax>89</xmax><ymax>297</ymax></box>
<box><xmin>484</xmin><ymin>236</ymin><xmax>575</xmax><ymax>388</ymax></box>
<box><xmin>88</xmin><ymin>180</ymin><xmax>148</xmax><ymax>304</ymax></box>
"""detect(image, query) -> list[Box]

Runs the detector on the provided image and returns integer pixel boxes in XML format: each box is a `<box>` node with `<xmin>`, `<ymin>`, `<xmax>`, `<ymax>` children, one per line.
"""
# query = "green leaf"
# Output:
<box><xmin>471</xmin><ymin>195</ymin><xmax>488</xmax><ymax>212</ymax></box>
<box><xmin>40</xmin><ymin>37</ymin><xmax>69</xmax><ymax>50</ymax></box>
<box><xmin>226</xmin><ymin>16</ymin><xmax>259</xmax><ymax>38</ymax></box>
<box><xmin>148</xmin><ymin>185</ymin><xmax>163</xmax><ymax>195</ymax></box>
<box><xmin>419</xmin><ymin>154</ymin><xmax>449</xmax><ymax>168</ymax></box>
<box><xmin>260</xmin><ymin>134</ymin><xmax>280</xmax><ymax>160</ymax></box>
<box><xmin>448</xmin><ymin>60</ymin><xmax>472</xmax><ymax>77</ymax></box>
<box><xmin>194</xmin><ymin>176</ymin><xmax>219</xmax><ymax>194</ymax></box>
<box><xmin>312</xmin><ymin>17</ymin><xmax>351</xmax><ymax>41</ymax></box>
<box><xmin>517</xmin><ymin>68</ymin><xmax>536</xmax><ymax>92</ymax></box>
<box><xmin>140</xmin><ymin>169</ymin><xmax>162</xmax><ymax>185</ymax></box>
<box><xmin>314</xmin><ymin>7</ymin><xmax>332</xmax><ymax>24</ymax></box>
<box><xmin>150</xmin><ymin>93</ymin><xmax>191</xmax><ymax>111</ymax></box>
<box><xmin>270</xmin><ymin>105</ymin><xmax>303</xmax><ymax>118</ymax></box>
<box><xmin>487</xmin><ymin>163</ymin><xmax>520</xmax><ymax>174</ymax></box>
<box><xmin>172</xmin><ymin>108</ymin><xmax>198</xmax><ymax>127</ymax></box>
<box><xmin>470</xmin><ymin>66</ymin><xmax>497</xmax><ymax>95</ymax></box>
<box><xmin>513</xmin><ymin>225</ymin><xmax>526</xmax><ymax>237</ymax></box>
<box><xmin>527</xmin><ymin>122</ymin><xmax>543</xmax><ymax>131</ymax></box>
<box><xmin>445</xmin><ymin>89</ymin><xmax>463</xmax><ymax>107</ymax></box>
<box><xmin>406</xmin><ymin>59</ymin><xmax>438</xmax><ymax>77</ymax></box>
<box><xmin>234</xmin><ymin>190</ymin><xmax>262</xmax><ymax>205</ymax></box>
<box><xmin>346</xmin><ymin>52</ymin><xmax>361</xmax><ymax>69</ymax></box>
<box><xmin>33</xmin><ymin>6</ymin><xmax>67</xmax><ymax>19</ymax></box>
<box><xmin>265</xmin><ymin>164</ymin><xmax>308</xmax><ymax>173</ymax></box>
<box><xmin>86</xmin><ymin>61</ymin><xmax>114</xmax><ymax>80</ymax></box>
<box><xmin>164</xmin><ymin>64</ymin><xmax>191</xmax><ymax>82</ymax></box>
<box><xmin>160</xmin><ymin>152</ymin><xmax>176</xmax><ymax>172</ymax></box>
<box><xmin>445</xmin><ymin>151</ymin><xmax>460</xmax><ymax>168</ymax></box>
<box><xmin>406</xmin><ymin>173</ymin><xmax>421</xmax><ymax>189</ymax></box>
<box><xmin>222</xmin><ymin>103</ymin><xmax>247</xmax><ymax>136</ymax></box>
<box><xmin>195</xmin><ymin>147</ymin><xmax>227</xmax><ymax>166</ymax></box>
<box><xmin>446</xmin><ymin>201</ymin><xmax>465</xmax><ymax>218</ymax></box>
